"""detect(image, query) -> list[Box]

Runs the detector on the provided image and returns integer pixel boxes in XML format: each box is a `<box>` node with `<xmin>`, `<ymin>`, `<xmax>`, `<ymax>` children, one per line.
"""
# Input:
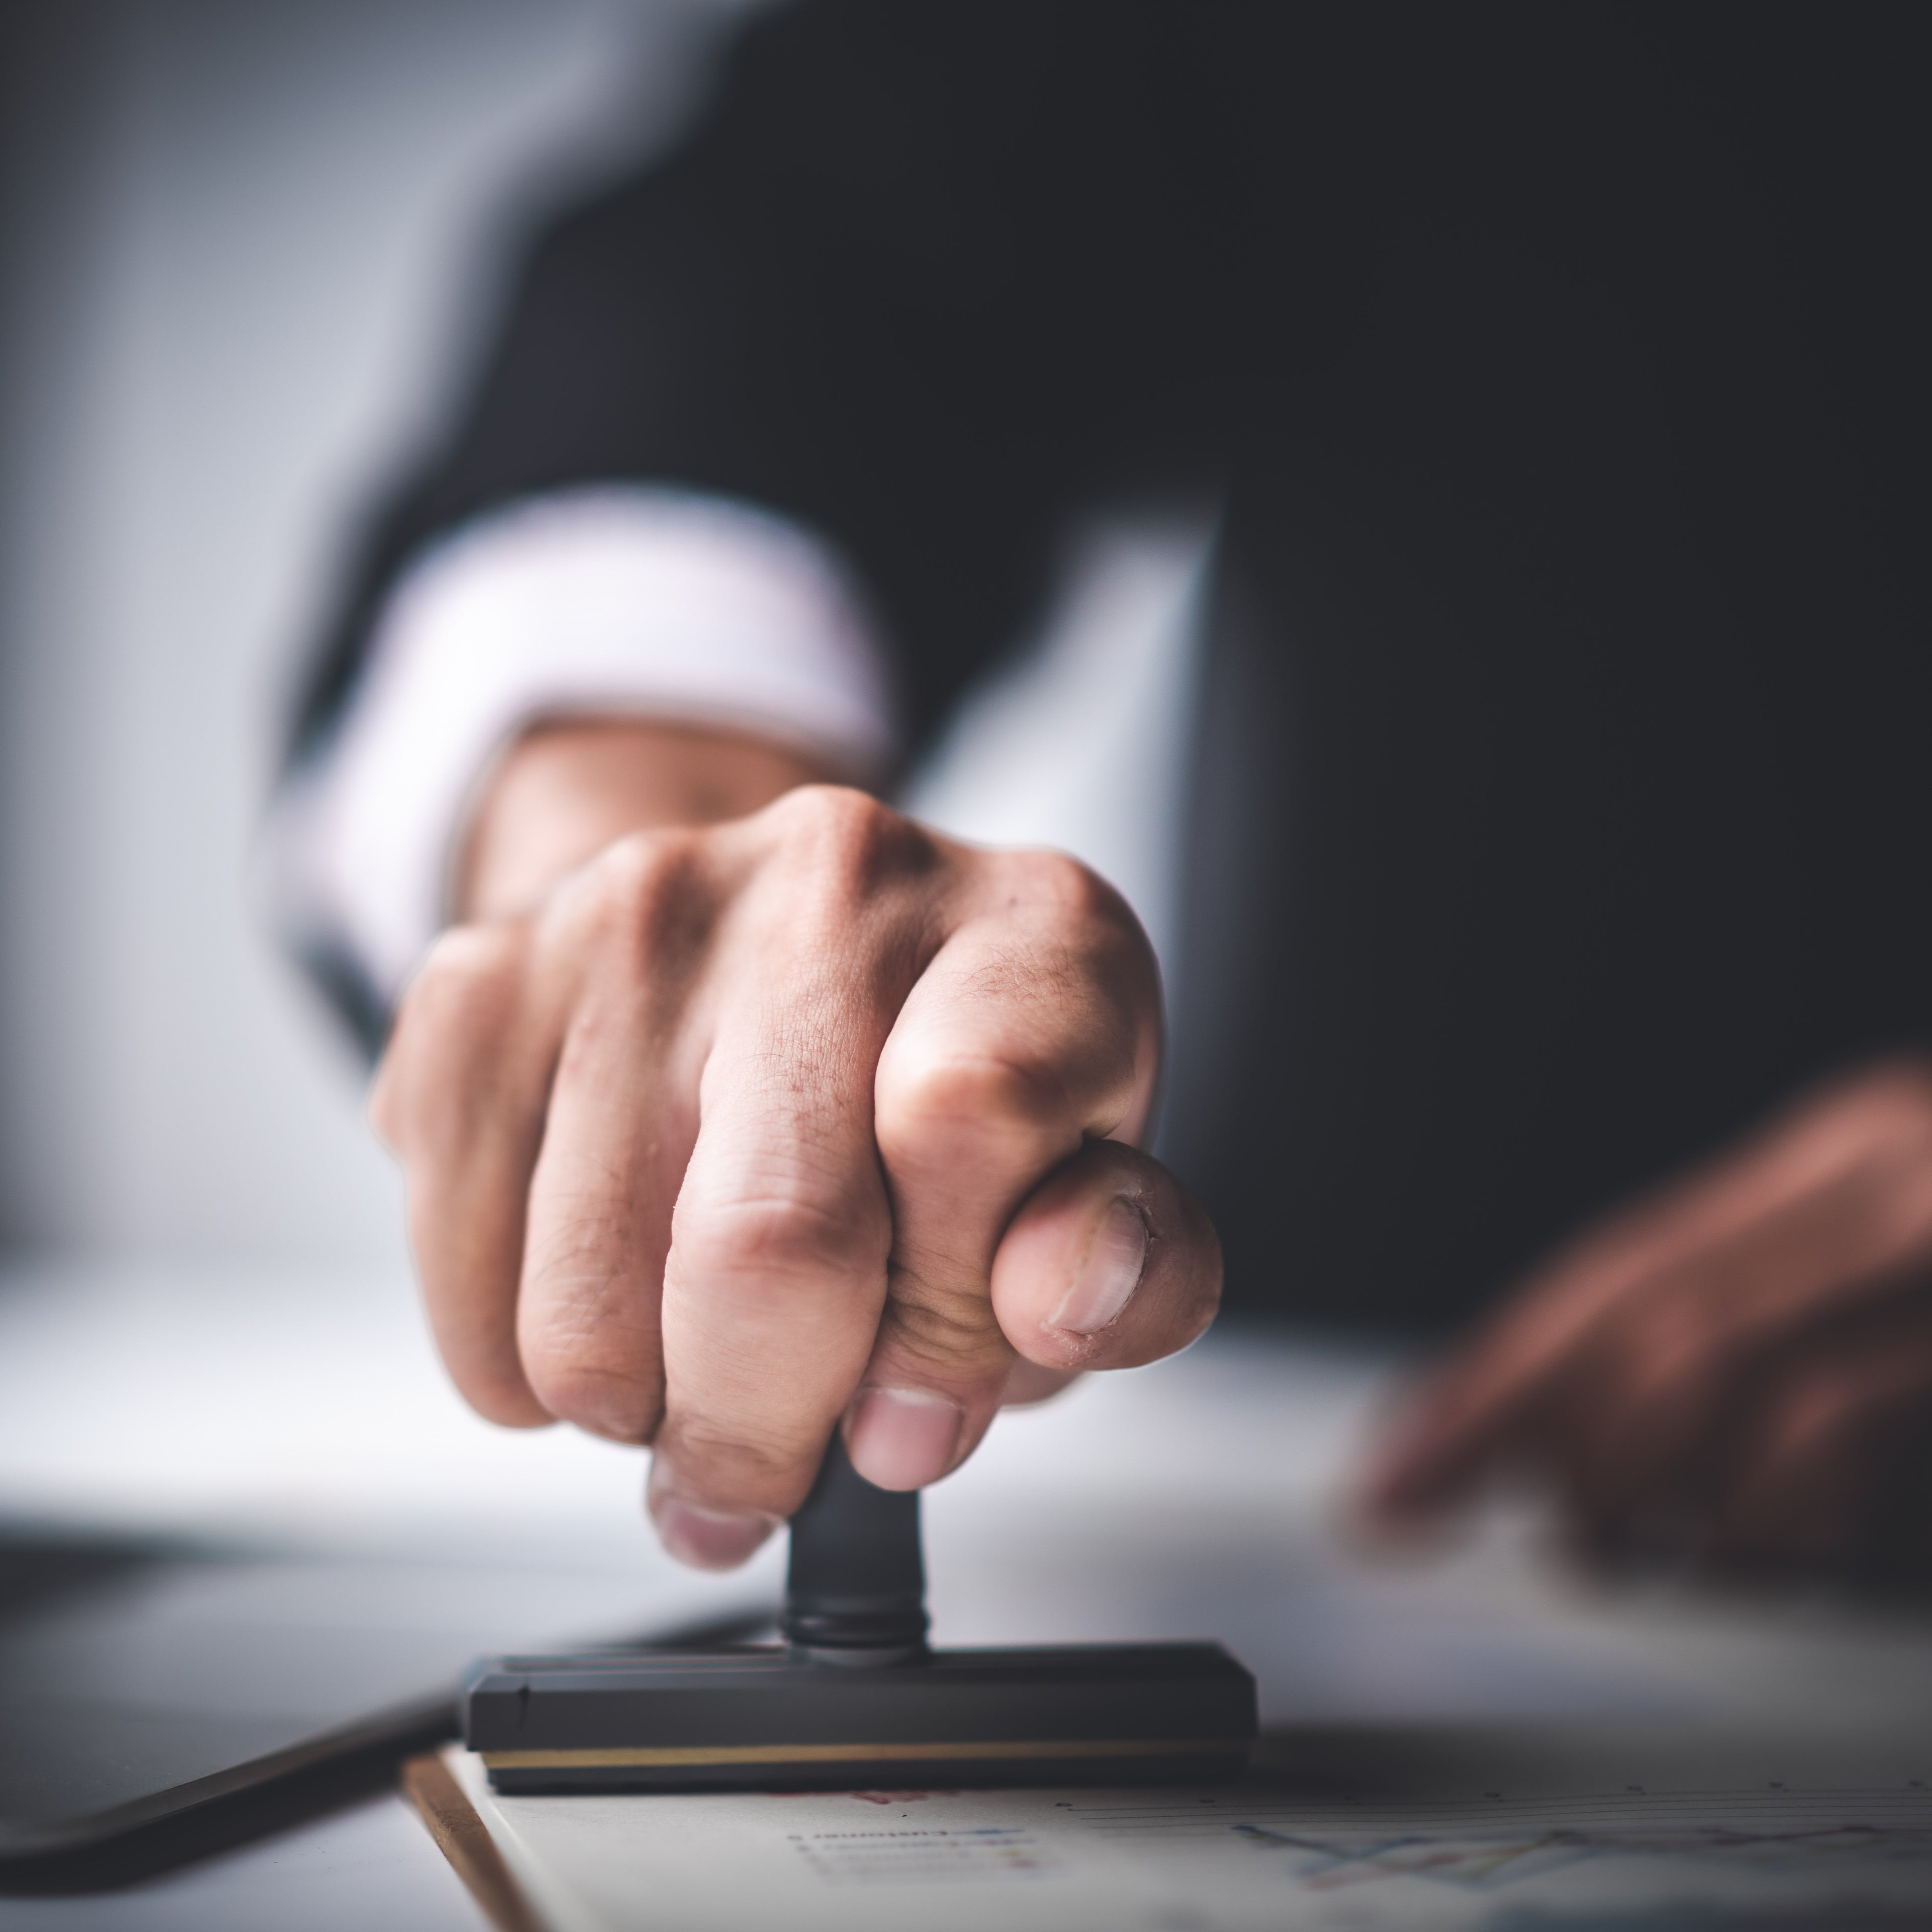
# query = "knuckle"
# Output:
<box><xmin>767</xmin><ymin>784</ymin><xmax>928</xmax><ymax>891</ymax></box>
<box><xmin>768</xmin><ymin>780</ymin><xmax>888</xmax><ymax>841</ymax></box>
<box><xmin>403</xmin><ymin>923</ymin><xmax>525</xmax><ymax>1039</ymax></box>
<box><xmin>676</xmin><ymin>1186</ymin><xmax>889</xmax><ymax>1290</ymax></box>
<box><xmin>1011</xmin><ymin>847</ymin><xmax>1115</xmax><ymax>919</ymax></box>
<box><xmin>557</xmin><ymin>829</ymin><xmax>711</xmax><ymax>962</ymax></box>
<box><xmin>885</xmin><ymin>1274</ymin><xmax>1010</xmax><ymax>1375</ymax></box>
<box><xmin>524</xmin><ymin>1204</ymin><xmax>645</xmax><ymax>1299</ymax></box>
<box><xmin>376</xmin><ymin>924</ymin><xmax>526</xmax><ymax>1142</ymax></box>
<box><xmin>945</xmin><ymin>855</ymin><xmax>1154</xmax><ymax>1044</ymax></box>
<box><xmin>996</xmin><ymin>849</ymin><xmax>1144</xmax><ymax>956</ymax></box>
<box><xmin>875</xmin><ymin>1046</ymin><xmax>1074</xmax><ymax>1170</ymax></box>
<box><xmin>660</xmin><ymin>1415</ymin><xmax>817</xmax><ymax>1503</ymax></box>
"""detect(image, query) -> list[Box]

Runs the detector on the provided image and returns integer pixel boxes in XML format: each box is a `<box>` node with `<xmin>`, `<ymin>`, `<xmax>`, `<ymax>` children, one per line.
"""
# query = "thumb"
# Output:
<box><xmin>992</xmin><ymin>1139</ymin><xmax>1222</xmax><ymax>1373</ymax></box>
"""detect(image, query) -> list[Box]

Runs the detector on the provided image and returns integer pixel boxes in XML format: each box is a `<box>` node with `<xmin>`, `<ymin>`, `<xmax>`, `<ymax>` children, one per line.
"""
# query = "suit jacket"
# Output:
<box><xmin>289</xmin><ymin>0</ymin><xmax>1932</xmax><ymax>1332</ymax></box>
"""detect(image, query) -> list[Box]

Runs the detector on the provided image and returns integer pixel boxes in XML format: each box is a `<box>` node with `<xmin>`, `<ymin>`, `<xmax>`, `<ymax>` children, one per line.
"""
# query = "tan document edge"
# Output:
<box><xmin>404</xmin><ymin>1751</ymin><xmax>542</xmax><ymax>1932</ymax></box>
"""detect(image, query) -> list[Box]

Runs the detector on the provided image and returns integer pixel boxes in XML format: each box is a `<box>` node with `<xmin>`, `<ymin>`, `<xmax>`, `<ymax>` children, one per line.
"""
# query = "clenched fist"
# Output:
<box><xmin>372</xmin><ymin>718</ymin><xmax>1220</xmax><ymax>1568</ymax></box>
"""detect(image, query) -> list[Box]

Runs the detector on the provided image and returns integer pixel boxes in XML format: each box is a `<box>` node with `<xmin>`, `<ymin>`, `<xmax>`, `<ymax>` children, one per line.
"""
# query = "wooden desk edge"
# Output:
<box><xmin>402</xmin><ymin>1752</ymin><xmax>542</xmax><ymax>1932</ymax></box>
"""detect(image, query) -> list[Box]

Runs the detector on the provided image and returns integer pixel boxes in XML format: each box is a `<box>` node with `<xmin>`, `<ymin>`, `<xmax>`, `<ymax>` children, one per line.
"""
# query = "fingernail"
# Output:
<box><xmin>650</xmin><ymin>1496</ymin><xmax>777</xmax><ymax>1570</ymax></box>
<box><xmin>845</xmin><ymin>1386</ymin><xmax>963</xmax><ymax>1490</ymax></box>
<box><xmin>1050</xmin><ymin>1196</ymin><xmax>1148</xmax><ymax>1335</ymax></box>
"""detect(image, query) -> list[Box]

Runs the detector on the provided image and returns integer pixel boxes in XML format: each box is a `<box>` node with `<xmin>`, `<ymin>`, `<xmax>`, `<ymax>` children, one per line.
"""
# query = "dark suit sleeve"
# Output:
<box><xmin>288</xmin><ymin>1</ymin><xmax>1204</xmax><ymax>772</ymax></box>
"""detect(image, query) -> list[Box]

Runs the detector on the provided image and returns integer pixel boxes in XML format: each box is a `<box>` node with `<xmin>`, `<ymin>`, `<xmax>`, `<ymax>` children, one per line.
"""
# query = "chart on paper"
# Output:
<box><xmin>442</xmin><ymin>1747</ymin><xmax>1932</xmax><ymax>1932</ymax></box>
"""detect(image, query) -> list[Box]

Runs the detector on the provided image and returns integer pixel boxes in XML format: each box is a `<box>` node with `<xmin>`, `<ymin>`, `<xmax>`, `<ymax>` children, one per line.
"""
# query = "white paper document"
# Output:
<box><xmin>446</xmin><ymin>1743</ymin><xmax>1932</xmax><ymax>1931</ymax></box>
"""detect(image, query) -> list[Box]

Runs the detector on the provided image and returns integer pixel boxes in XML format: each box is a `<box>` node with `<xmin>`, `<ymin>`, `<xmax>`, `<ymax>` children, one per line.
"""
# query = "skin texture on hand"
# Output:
<box><xmin>372</xmin><ymin>717</ymin><xmax>1221</xmax><ymax>1569</ymax></box>
<box><xmin>1359</xmin><ymin>1058</ymin><xmax>1932</xmax><ymax>1583</ymax></box>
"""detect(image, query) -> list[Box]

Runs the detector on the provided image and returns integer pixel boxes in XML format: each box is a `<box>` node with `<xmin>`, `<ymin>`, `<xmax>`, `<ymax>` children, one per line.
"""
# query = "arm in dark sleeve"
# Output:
<box><xmin>275</xmin><ymin>0</ymin><xmax>1363</xmax><ymax>1051</ymax></box>
<box><xmin>288</xmin><ymin>1</ymin><xmax>1117</xmax><ymax>773</ymax></box>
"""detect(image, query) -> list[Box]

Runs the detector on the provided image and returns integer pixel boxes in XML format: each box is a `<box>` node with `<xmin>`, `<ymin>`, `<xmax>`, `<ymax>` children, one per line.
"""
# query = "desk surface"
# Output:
<box><xmin>0</xmin><ymin>1794</ymin><xmax>476</xmax><ymax>1931</ymax></box>
<box><xmin>2</xmin><ymin>1260</ymin><xmax>1929</xmax><ymax>1925</ymax></box>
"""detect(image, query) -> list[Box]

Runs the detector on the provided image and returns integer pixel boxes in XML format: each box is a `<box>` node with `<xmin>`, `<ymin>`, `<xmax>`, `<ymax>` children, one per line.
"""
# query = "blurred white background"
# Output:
<box><xmin>0</xmin><ymin>0</ymin><xmax>763</xmax><ymax>1263</ymax></box>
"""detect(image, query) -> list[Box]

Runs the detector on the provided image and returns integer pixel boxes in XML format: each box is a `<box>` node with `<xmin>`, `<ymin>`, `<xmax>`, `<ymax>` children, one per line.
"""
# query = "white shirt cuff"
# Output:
<box><xmin>269</xmin><ymin>486</ymin><xmax>898</xmax><ymax>1009</ymax></box>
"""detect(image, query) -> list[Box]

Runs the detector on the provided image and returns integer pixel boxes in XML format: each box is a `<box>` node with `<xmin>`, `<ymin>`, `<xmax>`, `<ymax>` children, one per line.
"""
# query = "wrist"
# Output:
<box><xmin>458</xmin><ymin>715</ymin><xmax>836</xmax><ymax>923</ymax></box>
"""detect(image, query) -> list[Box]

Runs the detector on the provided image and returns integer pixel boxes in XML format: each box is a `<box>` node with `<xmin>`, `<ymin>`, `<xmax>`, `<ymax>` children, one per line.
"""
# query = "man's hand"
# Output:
<box><xmin>1361</xmin><ymin>1060</ymin><xmax>1932</xmax><ymax>1579</ymax></box>
<box><xmin>371</xmin><ymin>718</ymin><xmax>1220</xmax><ymax>1569</ymax></box>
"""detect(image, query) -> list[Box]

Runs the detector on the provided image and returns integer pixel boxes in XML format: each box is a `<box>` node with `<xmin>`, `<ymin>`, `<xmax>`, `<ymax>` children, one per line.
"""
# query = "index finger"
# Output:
<box><xmin>643</xmin><ymin>797</ymin><xmax>917</xmax><ymax>1560</ymax></box>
